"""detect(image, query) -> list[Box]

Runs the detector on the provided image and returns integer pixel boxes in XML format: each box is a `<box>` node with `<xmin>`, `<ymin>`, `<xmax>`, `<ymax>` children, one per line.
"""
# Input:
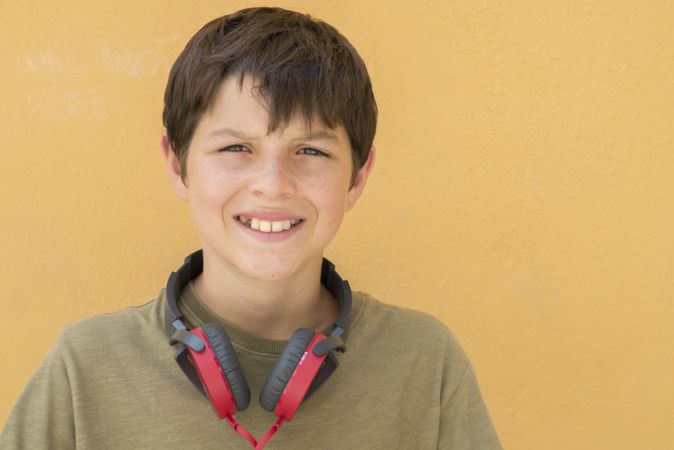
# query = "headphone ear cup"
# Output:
<box><xmin>259</xmin><ymin>328</ymin><xmax>316</xmax><ymax>413</ymax></box>
<box><xmin>202</xmin><ymin>323</ymin><xmax>251</xmax><ymax>411</ymax></box>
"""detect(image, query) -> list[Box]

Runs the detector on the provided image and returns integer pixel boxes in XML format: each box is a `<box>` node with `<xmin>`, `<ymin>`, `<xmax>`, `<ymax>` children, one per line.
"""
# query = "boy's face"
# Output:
<box><xmin>162</xmin><ymin>75</ymin><xmax>374</xmax><ymax>281</ymax></box>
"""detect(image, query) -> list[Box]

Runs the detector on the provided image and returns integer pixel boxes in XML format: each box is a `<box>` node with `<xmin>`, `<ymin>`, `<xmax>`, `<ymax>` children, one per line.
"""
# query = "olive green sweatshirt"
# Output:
<box><xmin>1</xmin><ymin>284</ymin><xmax>501</xmax><ymax>449</ymax></box>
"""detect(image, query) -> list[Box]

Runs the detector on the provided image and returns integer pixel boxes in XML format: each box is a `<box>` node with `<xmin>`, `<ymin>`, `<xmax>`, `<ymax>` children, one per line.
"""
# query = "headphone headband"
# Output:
<box><xmin>164</xmin><ymin>250</ymin><xmax>352</xmax><ymax>350</ymax></box>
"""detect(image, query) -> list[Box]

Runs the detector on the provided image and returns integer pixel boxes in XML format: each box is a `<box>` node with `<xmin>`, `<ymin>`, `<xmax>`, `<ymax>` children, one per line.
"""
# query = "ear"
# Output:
<box><xmin>161</xmin><ymin>132</ymin><xmax>188</xmax><ymax>200</ymax></box>
<box><xmin>345</xmin><ymin>146</ymin><xmax>376</xmax><ymax>211</ymax></box>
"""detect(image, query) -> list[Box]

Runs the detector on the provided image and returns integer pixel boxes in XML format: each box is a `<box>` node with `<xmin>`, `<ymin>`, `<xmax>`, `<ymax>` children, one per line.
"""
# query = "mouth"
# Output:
<box><xmin>234</xmin><ymin>215</ymin><xmax>305</xmax><ymax>233</ymax></box>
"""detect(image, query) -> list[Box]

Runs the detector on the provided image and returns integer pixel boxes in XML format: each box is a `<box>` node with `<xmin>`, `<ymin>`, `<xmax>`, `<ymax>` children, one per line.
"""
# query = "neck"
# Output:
<box><xmin>192</xmin><ymin>249</ymin><xmax>339</xmax><ymax>341</ymax></box>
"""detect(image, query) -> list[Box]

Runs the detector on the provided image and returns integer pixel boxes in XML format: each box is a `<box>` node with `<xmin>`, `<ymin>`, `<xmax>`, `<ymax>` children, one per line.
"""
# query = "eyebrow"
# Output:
<box><xmin>208</xmin><ymin>127</ymin><xmax>340</xmax><ymax>141</ymax></box>
<box><xmin>209</xmin><ymin>127</ymin><xmax>253</xmax><ymax>140</ymax></box>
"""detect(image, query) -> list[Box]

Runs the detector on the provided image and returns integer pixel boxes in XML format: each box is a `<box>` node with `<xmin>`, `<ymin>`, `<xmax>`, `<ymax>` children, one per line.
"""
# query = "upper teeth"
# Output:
<box><xmin>237</xmin><ymin>216</ymin><xmax>300</xmax><ymax>233</ymax></box>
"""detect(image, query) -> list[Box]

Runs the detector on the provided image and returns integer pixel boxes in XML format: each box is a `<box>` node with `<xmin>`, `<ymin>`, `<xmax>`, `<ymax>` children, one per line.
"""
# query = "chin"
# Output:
<box><xmin>239</xmin><ymin>255</ymin><xmax>305</xmax><ymax>281</ymax></box>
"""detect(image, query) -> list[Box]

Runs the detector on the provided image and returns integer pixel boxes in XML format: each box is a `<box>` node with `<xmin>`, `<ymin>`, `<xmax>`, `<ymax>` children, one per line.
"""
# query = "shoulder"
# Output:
<box><xmin>57</xmin><ymin>290</ymin><xmax>169</xmax><ymax>363</ymax></box>
<box><xmin>355</xmin><ymin>292</ymin><xmax>453</xmax><ymax>331</ymax></box>
<box><xmin>339</xmin><ymin>292</ymin><xmax>478</xmax><ymax>440</ymax></box>
<box><xmin>354</xmin><ymin>292</ymin><xmax>467</xmax><ymax>354</ymax></box>
<box><xmin>349</xmin><ymin>291</ymin><xmax>470</xmax><ymax>375</ymax></box>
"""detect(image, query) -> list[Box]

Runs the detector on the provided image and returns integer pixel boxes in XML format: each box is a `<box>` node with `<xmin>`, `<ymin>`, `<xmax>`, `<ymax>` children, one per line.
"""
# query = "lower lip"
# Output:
<box><xmin>234</xmin><ymin>218</ymin><xmax>304</xmax><ymax>242</ymax></box>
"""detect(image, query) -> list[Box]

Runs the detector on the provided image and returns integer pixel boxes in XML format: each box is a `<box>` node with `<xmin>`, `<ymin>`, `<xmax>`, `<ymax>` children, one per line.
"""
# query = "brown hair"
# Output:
<box><xmin>162</xmin><ymin>7</ymin><xmax>377</xmax><ymax>184</ymax></box>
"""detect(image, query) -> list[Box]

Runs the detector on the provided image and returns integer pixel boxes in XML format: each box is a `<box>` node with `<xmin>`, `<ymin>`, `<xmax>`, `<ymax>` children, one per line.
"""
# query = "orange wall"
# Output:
<box><xmin>2</xmin><ymin>1</ymin><xmax>673</xmax><ymax>449</ymax></box>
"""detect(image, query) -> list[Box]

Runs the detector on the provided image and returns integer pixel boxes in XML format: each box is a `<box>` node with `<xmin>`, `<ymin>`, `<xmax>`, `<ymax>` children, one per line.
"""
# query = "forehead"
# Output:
<box><xmin>199</xmin><ymin>75</ymin><xmax>346</xmax><ymax>141</ymax></box>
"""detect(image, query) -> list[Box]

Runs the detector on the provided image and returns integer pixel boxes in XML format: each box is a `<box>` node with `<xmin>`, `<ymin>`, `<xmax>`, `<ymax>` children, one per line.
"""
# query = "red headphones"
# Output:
<box><xmin>165</xmin><ymin>250</ymin><xmax>352</xmax><ymax>449</ymax></box>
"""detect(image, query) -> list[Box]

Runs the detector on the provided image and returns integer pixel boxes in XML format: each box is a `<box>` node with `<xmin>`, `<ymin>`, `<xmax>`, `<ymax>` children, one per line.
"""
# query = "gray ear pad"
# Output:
<box><xmin>201</xmin><ymin>323</ymin><xmax>251</xmax><ymax>411</ymax></box>
<box><xmin>259</xmin><ymin>328</ymin><xmax>316</xmax><ymax>412</ymax></box>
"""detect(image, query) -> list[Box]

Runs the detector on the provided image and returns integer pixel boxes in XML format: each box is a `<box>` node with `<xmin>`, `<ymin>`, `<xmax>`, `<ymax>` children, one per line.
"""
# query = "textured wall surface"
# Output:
<box><xmin>1</xmin><ymin>1</ymin><xmax>673</xmax><ymax>449</ymax></box>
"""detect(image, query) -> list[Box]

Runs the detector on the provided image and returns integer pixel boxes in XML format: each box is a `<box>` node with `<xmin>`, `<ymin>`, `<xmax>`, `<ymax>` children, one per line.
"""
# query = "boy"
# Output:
<box><xmin>1</xmin><ymin>7</ymin><xmax>501</xmax><ymax>449</ymax></box>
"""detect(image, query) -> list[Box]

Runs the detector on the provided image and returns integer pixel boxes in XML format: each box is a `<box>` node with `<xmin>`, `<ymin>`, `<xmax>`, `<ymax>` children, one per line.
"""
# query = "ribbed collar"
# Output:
<box><xmin>177</xmin><ymin>280</ymin><xmax>363</xmax><ymax>357</ymax></box>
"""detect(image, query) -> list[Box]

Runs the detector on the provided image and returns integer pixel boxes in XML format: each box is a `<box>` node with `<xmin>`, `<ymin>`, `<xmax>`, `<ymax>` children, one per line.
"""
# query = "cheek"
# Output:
<box><xmin>187</xmin><ymin>167</ymin><xmax>244</xmax><ymax>224</ymax></box>
<box><xmin>304</xmin><ymin>174</ymin><xmax>350</xmax><ymax>226</ymax></box>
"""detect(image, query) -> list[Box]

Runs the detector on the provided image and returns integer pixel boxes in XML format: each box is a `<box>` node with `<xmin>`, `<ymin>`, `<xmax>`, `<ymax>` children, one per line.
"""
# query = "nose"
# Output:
<box><xmin>248</xmin><ymin>153</ymin><xmax>296</xmax><ymax>199</ymax></box>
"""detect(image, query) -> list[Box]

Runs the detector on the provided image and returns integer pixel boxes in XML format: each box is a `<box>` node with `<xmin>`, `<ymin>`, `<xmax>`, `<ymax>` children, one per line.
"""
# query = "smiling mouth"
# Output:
<box><xmin>235</xmin><ymin>215</ymin><xmax>304</xmax><ymax>233</ymax></box>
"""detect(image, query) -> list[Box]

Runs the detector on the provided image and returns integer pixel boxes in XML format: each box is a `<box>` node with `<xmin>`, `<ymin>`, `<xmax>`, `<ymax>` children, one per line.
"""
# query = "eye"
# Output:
<box><xmin>298</xmin><ymin>147</ymin><xmax>329</xmax><ymax>157</ymax></box>
<box><xmin>219</xmin><ymin>144</ymin><xmax>250</xmax><ymax>153</ymax></box>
